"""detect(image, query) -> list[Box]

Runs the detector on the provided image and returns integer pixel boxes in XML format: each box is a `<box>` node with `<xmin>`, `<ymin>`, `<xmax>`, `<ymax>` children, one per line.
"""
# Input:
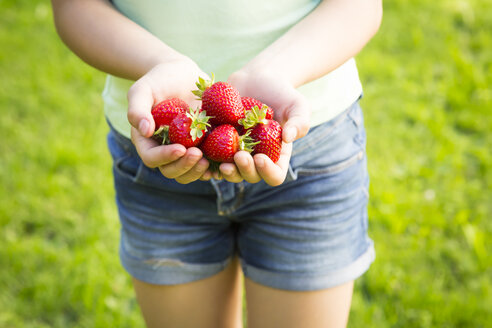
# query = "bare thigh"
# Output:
<box><xmin>132</xmin><ymin>257</ymin><xmax>243</xmax><ymax>328</ymax></box>
<box><xmin>245</xmin><ymin>278</ymin><xmax>354</xmax><ymax>328</ymax></box>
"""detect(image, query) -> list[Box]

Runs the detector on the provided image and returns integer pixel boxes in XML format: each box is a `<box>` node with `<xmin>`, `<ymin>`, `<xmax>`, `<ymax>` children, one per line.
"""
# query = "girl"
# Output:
<box><xmin>51</xmin><ymin>0</ymin><xmax>382</xmax><ymax>327</ymax></box>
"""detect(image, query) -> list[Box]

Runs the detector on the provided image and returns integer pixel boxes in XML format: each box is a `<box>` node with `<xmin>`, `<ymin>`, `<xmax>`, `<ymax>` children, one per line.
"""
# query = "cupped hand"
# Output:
<box><xmin>127</xmin><ymin>58</ymin><xmax>213</xmax><ymax>184</ymax></box>
<box><xmin>221</xmin><ymin>69</ymin><xmax>311</xmax><ymax>186</ymax></box>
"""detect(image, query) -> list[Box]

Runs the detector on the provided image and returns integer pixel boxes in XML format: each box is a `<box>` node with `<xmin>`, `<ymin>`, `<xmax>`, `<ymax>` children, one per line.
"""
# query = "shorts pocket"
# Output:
<box><xmin>287</xmin><ymin>101</ymin><xmax>366</xmax><ymax>181</ymax></box>
<box><xmin>114</xmin><ymin>152</ymin><xmax>145</xmax><ymax>182</ymax></box>
<box><xmin>295</xmin><ymin>150</ymin><xmax>364</xmax><ymax>177</ymax></box>
<box><xmin>107</xmin><ymin>128</ymin><xmax>217</xmax><ymax>195</ymax></box>
<box><xmin>107</xmin><ymin>130</ymin><xmax>146</xmax><ymax>183</ymax></box>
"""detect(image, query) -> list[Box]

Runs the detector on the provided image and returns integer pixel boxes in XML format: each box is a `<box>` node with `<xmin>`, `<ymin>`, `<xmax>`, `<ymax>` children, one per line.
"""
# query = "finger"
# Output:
<box><xmin>159</xmin><ymin>147</ymin><xmax>203</xmax><ymax>179</ymax></box>
<box><xmin>254</xmin><ymin>142</ymin><xmax>292</xmax><ymax>186</ymax></box>
<box><xmin>219</xmin><ymin>163</ymin><xmax>243</xmax><ymax>183</ymax></box>
<box><xmin>175</xmin><ymin>158</ymin><xmax>210</xmax><ymax>184</ymax></box>
<box><xmin>234</xmin><ymin>151</ymin><xmax>261</xmax><ymax>184</ymax></box>
<box><xmin>281</xmin><ymin>98</ymin><xmax>311</xmax><ymax>143</ymax></box>
<box><xmin>213</xmin><ymin>171</ymin><xmax>223</xmax><ymax>180</ymax></box>
<box><xmin>199</xmin><ymin>169</ymin><xmax>213</xmax><ymax>181</ymax></box>
<box><xmin>127</xmin><ymin>79</ymin><xmax>155</xmax><ymax>137</ymax></box>
<box><xmin>131</xmin><ymin>127</ymin><xmax>186</xmax><ymax>168</ymax></box>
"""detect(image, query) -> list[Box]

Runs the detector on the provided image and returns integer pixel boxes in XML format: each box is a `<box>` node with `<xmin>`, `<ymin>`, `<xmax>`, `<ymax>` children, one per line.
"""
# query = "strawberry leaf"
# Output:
<box><xmin>187</xmin><ymin>107</ymin><xmax>211</xmax><ymax>141</ymax></box>
<box><xmin>239</xmin><ymin>130</ymin><xmax>260</xmax><ymax>153</ymax></box>
<box><xmin>239</xmin><ymin>105</ymin><xmax>268</xmax><ymax>129</ymax></box>
<box><xmin>192</xmin><ymin>73</ymin><xmax>215</xmax><ymax>99</ymax></box>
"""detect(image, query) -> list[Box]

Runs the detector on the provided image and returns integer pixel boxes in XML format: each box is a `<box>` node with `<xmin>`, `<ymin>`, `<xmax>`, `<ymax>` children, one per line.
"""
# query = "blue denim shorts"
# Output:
<box><xmin>107</xmin><ymin>99</ymin><xmax>375</xmax><ymax>291</ymax></box>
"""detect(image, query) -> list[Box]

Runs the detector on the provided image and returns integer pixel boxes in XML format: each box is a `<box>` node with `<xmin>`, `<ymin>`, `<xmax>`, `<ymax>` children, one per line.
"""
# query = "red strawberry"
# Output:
<box><xmin>151</xmin><ymin>98</ymin><xmax>189</xmax><ymax>144</ymax></box>
<box><xmin>239</xmin><ymin>105</ymin><xmax>282</xmax><ymax>163</ymax></box>
<box><xmin>250</xmin><ymin>120</ymin><xmax>282</xmax><ymax>163</ymax></box>
<box><xmin>193</xmin><ymin>75</ymin><xmax>245</xmax><ymax>126</ymax></box>
<box><xmin>169</xmin><ymin>108</ymin><xmax>211</xmax><ymax>148</ymax></box>
<box><xmin>200</xmin><ymin>124</ymin><xmax>256</xmax><ymax>163</ymax></box>
<box><xmin>241</xmin><ymin>97</ymin><xmax>274</xmax><ymax>120</ymax></box>
<box><xmin>151</xmin><ymin>98</ymin><xmax>188</xmax><ymax>128</ymax></box>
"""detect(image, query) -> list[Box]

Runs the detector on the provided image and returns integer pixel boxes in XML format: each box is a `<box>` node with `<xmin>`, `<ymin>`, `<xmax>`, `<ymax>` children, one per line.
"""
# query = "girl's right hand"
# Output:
<box><xmin>127</xmin><ymin>58</ymin><xmax>213</xmax><ymax>184</ymax></box>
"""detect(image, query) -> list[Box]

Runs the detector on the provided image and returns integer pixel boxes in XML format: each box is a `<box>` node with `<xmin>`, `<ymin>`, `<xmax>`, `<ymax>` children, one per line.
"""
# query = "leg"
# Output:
<box><xmin>245</xmin><ymin>278</ymin><xmax>354</xmax><ymax>328</ymax></box>
<box><xmin>133</xmin><ymin>257</ymin><xmax>244</xmax><ymax>328</ymax></box>
<box><xmin>235</xmin><ymin>102</ymin><xmax>370</xmax><ymax>327</ymax></box>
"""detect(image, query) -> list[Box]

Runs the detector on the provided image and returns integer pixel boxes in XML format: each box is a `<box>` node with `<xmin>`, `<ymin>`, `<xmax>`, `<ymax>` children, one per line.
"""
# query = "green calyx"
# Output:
<box><xmin>153</xmin><ymin>125</ymin><xmax>169</xmax><ymax>144</ymax></box>
<box><xmin>187</xmin><ymin>107</ymin><xmax>211</xmax><ymax>141</ymax></box>
<box><xmin>207</xmin><ymin>160</ymin><xmax>221</xmax><ymax>173</ymax></box>
<box><xmin>239</xmin><ymin>129</ymin><xmax>260</xmax><ymax>153</ymax></box>
<box><xmin>192</xmin><ymin>73</ymin><xmax>215</xmax><ymax>99</ymax></box>
<box><xmin>238</xmin><ymin>105</ymin><xmax>269</xmax><ymax>129</ymax></box>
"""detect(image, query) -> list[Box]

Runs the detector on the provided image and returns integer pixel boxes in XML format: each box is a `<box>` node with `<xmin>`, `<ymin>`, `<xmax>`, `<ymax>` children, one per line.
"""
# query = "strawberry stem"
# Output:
<box><xmin>238</xmin><ymin>105</ymin><xmax>268</xmax><ymax>129</ymax></box>
<box><xmin>207</xmin><ymin>160</ymin><xmax>221</xmax><ymax>173</ymax></box>
<box><xmin>154</xmin><ymin>125</ymin><xmax>170</xmax><ymax>144</ymax></box>
<box><xmin>239</xmin><ymin>129</ymin><xmax>260</xmax><ymax>153</ymax></box>
<box><xmin>187</xmin><ymin>107</ymin><xmax>211</xmax><ymax>141</ymax></box>
<box><xmin>192</xmin><ymin>73</ymin><xmax>215</xmax><ymax>99</ymax></box>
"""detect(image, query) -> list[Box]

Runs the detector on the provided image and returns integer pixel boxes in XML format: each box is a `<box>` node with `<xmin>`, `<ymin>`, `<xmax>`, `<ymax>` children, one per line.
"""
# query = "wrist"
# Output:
<box><xmin>145</xmin><ymin>52</ymin><xmax>196</xmax><ymax>73</ymax></box>
<box><xmin>228</xmin><ymin>67</ymin><xmax>295</xmax><ymax>100</ymax></box>
<box><xmin>133</xmin><ymin>41</ymin><xmax>201</xmax><ymax>82</ymax></box>
<box><xmin>239</xmin><ymin>55</ymin><xmax>296</xmax><ymax>89</ymax></box>
<box><xmin>235</xmin><ymin>63</ymin><xmax>292</xmax><ymax>85</ymax></box>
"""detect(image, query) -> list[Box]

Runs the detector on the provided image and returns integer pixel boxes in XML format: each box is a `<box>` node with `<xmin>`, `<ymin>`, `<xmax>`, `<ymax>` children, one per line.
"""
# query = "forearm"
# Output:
<box><xmin>51</xmin><ymin>0</ymin><xmax>186</xmax><ymax>80</ymax></box>
<box><xmin>242</xmin><ymin>0</ymin><xmax>383</xmax><ymax>87</ymax></box>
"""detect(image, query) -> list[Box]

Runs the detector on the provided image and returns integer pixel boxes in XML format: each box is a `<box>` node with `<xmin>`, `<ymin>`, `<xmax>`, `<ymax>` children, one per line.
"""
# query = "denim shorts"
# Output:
<box><xmin>107</xmin><ymin>99</ymin><xmax>375</xmax><ymax>291</ymax></box>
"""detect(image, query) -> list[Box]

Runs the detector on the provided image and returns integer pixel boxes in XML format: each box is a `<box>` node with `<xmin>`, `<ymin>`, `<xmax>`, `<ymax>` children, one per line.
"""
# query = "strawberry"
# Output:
<box><xmin>169</xmin><ymin>107</ymin><xmax>211</xmax><ymax>148</ymax></box>
<box><xmin>200</xmin><ymin>124</ymin><xmax>256</xmax><ymax>163</ymax></box>
<box><xmin>239</xmin><ymin>105</ymin><xmax>282</xmax><ymax>163</ymax></box>
<box><xmin>241</xmin><ymin>97</ymin><xmax>274</xmax><ymax>120</ymax></box>
<box><xmin>151</xmin><ymin>98</ymin><xmax>189</xmax><ymax>144</ymax></box>
<box><xmin>193</xmin><ymin>75</ymin><xmax>245</xmax><ymax>126</ymax></box>
<box><xmin>151</xmin><ymin>98</ymin><xmax>188</xmax><ymax>128</ymax></box>
<box><xmin>250</xmin><ymin>120</ymin><xmax>282</xmax><ymax>163</ymax></box>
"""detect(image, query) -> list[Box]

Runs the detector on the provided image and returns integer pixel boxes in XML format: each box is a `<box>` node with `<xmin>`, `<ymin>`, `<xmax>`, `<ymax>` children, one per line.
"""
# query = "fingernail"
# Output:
<box><xmin>139</xmin><ymin>119</ymin><xmax>149</xmax><ymax>136</ymax></box>
<box><xmin>285</xmin><ymin>128</ymin><xmax>297</xmax><ymax>143</ymax></box>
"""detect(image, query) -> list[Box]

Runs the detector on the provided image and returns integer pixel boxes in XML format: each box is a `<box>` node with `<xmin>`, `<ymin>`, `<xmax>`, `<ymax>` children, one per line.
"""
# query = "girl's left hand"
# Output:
<box><xmin>213</xmin><ymin>70</ymin><xmax>311</xmax><ymax>186</ymax></box>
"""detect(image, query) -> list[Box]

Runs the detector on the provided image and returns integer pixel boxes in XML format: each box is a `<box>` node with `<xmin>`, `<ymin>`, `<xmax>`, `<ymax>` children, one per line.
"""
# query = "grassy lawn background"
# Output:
<box><xmin>1</xmin><ymin>0</ymin><xmax>491</xmax><ymax>327</ymax></box>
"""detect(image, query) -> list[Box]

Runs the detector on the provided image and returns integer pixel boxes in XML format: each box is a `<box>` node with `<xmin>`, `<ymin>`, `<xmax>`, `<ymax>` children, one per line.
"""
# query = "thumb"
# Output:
<box><xmin>281</xmin><ymin>98</ymin><xmax>311</xmax><ymax>143</ymax></box>
<box><xmin>127</xmin><ymin>80</ymin><xmax>155</xmax><ymax>138</ymax></box>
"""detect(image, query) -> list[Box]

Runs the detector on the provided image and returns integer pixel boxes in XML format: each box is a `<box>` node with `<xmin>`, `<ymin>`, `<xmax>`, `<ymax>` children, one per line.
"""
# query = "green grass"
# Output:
<box><xmin>1</xmin><ymin>0</ymin><xmax>491</xmax><ymax>327</ymax></box>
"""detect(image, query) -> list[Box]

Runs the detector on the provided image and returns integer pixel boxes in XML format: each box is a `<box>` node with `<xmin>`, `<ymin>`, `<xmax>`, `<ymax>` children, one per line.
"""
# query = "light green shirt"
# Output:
<box><xmin>103</xmin><ymin>0</ymin><xmax>363</xmax><ymax>138</ymax></box>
